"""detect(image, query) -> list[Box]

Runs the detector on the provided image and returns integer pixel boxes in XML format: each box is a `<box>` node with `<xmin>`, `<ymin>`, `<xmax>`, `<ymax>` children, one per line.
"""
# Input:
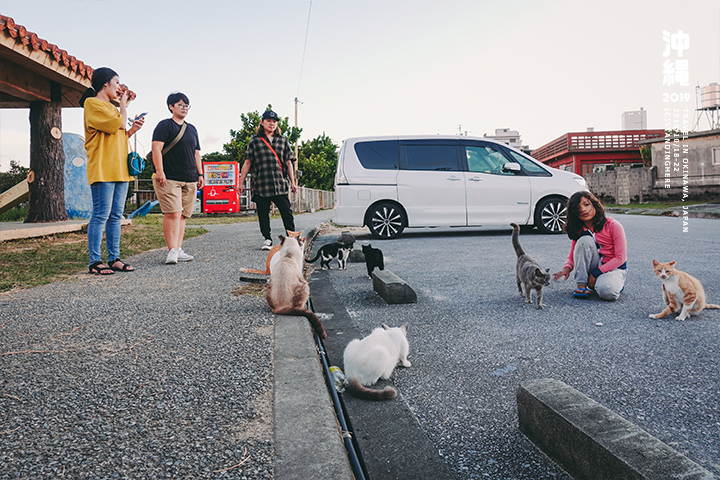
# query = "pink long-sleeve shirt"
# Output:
<box><xmin>563</xmin><ymin>217</ymin><xmax>627</xmax><ymax>276</ymax></box>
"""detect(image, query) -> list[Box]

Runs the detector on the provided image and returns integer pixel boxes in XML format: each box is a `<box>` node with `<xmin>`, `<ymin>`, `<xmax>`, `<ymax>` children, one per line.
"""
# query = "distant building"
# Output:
<box><xmin>641</xmin><ymin>129</ymin><xmax>720</xmax><ymax>192</ymax></box>
<box><xmin>530</xmin><ymin>129</ymin><xmax>664</xmax><ymax>176</ymax></box>
<box><xmin>622</xmin><ymin>108</ymin><xmax>647</xmax><ymax>130</ymax></box>
<box><xmin>483</xmin><ymin>128</ymin><xmax>525</xmax><ymax>151</ymax></box>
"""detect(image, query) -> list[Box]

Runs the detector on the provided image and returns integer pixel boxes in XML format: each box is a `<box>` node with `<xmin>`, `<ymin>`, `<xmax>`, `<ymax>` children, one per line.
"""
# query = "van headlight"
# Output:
<box><xmin>574</xmin><ymin>177</ymin><xmax>587</xmax><ymax>189</ymax></box>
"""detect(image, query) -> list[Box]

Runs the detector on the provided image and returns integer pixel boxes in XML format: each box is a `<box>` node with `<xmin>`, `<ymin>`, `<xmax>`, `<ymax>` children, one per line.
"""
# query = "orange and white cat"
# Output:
<box><xmin>241</xmin><ymin>230</ymin><xmax>303</xmax><ymax>275</ymax></box>
<box><xmin>649</xmin><ymin>260</ymin><xmax>720</xmax><ymax>321</ymax></box>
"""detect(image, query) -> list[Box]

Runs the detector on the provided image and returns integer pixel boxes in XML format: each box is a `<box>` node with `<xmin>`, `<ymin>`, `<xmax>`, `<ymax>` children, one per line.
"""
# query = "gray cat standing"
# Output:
<box><xmin>511</xmin><ymin>223</ymin><xmax>550</xmax><ymax>309</ymax></box>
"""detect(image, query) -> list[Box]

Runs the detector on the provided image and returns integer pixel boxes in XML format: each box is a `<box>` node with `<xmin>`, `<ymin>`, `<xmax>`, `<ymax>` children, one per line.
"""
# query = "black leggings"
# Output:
<box><xmin>255</xmin><ymin>194</ymin><xmax>296</xmax><ymax>240</ymax></box>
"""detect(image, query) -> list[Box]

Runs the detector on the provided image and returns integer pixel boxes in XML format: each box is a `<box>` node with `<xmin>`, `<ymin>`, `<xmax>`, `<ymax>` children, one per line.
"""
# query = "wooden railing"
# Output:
<box><xmin>531</xmin><ymin>130</ymin><xmax>664</xmax><ymax>162</ymax></box>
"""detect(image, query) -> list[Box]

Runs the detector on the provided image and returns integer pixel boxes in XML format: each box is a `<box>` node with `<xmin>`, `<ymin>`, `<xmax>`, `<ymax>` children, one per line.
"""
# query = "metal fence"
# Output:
<box><xmin>128</xmin><ymin>177</ymin><xmax>334</xmax><ymax>215</ymax></box>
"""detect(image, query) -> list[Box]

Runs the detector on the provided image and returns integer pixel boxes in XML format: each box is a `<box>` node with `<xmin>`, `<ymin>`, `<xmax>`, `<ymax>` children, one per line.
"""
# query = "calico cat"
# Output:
<box><xmin>510</xmin><ymin>223</ymin><xmax>551</xmax><ymax>309</ymax></box>
<box><xmin>649</xmin><ymin>260</ymin><xmax>720</xmax><ymax>321</ymax></box>
<box><xmin>362</xmin><ymin>244</ymin><xmax>385</xmax><ymax>278</ymax></box>
<box><xmin>241</xmin><ymin>230</ymin><xmax>303</xmax><ymax>275</ymax></box>
<box><xmin>306</xmin><ymin>242</ymin><xmax>353</xmax><ymax>270</ymax></box>
<box><xmin>343</xmin><ymin>323</ymin><xmax>410</xmax><ymax>401</ymax></box>
<box><xmin>266</xmin><ymin>235</ymin><xmax>327</xmax><ymax>338</ymax></box>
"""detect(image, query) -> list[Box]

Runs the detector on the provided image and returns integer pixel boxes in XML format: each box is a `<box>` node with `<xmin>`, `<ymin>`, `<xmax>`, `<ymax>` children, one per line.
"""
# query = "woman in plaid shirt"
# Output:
<box><xmin>239</xmin><ymin>110</ymin><xmax>298</xmax><ymax>250</ymax></box>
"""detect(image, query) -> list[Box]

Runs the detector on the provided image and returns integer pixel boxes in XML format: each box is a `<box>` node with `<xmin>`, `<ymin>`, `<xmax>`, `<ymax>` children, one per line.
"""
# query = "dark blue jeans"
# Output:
<box><xmin>88</xmin><ymin>181</ymin><xmax>128</xmax><ymax>265</ymax></box>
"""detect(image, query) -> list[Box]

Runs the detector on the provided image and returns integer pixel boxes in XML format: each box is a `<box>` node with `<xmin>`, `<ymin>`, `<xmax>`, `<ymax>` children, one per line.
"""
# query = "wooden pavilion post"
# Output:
<box><xmin>25</xmin><ymin>82</ymin><xmax>68</xmax><ymax>223</ymax></box>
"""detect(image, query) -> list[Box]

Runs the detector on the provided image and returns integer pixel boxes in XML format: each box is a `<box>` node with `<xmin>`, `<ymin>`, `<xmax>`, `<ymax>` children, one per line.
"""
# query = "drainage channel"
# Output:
<box><xmin>308</xmin><ymin>298</ymin><xmax>367</xmax><ymax>480</ymax></box>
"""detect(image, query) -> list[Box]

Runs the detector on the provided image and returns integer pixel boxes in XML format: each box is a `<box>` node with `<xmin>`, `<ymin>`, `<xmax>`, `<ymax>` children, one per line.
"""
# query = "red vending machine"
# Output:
<box><xmin>202</xmin><ymin>162</ymin><xmax>240</xmax><ymax>213</ymax></box>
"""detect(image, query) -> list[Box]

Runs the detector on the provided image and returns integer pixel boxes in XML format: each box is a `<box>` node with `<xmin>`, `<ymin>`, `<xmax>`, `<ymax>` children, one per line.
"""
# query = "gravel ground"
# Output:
<box><xmin>0</xmin><ymin>210</ymin><xmax>332</xmax><ymax>480</ymax></box>
<box><xmin>326</xmin><ymin>214</ymin><xmax>720</xmax><ymax>479</ymax></box>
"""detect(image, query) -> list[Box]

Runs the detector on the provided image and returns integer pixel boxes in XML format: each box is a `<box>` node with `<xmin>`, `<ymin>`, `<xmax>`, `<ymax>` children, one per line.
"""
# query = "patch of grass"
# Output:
<box><xmin>0</xmin><ymin>217</ymin><xmax>208</xmax><ymax>293</ymax></box>
<box><xmin>232</xmin><ymin>283</ymin><xmax>267</xmax><ymax>298</ymax></box>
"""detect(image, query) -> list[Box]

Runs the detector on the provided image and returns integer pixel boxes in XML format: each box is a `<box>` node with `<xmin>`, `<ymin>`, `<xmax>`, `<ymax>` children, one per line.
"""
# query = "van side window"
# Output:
<box><xmin>354</xmin><ymin>140</ymin><xmax>399</xmax><ymax>170</ymax></box>
<box><xmin>504</xmin><ymin>149</ymin><xmax>551</xmax><ymax>176</ymax></box>
<box><xmin>402</xmin><ymin>145</ymin><xmax>459</xmax><ymax>171</ymax></box>
<box><xmin>465</xmin><ymin>145</ymin><xmax>514</xmax><ymax>175</ymax></box>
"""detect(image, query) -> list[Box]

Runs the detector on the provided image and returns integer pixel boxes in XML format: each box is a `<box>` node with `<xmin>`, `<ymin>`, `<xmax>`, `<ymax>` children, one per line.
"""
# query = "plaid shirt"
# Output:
<box><xmin>245</xmin><ymin>134</ymin><xmax>296</xmax><ymax>197</ymax></box>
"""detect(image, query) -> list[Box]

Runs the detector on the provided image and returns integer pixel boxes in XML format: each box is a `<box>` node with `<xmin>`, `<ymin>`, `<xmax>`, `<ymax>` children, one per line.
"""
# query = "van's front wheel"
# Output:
<box><xmin>534</xmin><ymin>197</ymin><xmax>567</xmax><ymax>234</ymax></box>
<box><xmin>367</xmin><ymin>202</ymin><xmax>406</xmax><ymax>239</ymax></box>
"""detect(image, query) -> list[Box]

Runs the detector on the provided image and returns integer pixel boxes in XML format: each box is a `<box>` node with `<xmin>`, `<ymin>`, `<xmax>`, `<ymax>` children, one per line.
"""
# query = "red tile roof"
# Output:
<box><xmin>0</xmin><ymin>13</ymin><xmax>93</xmax><ymax>80</ymax></box>
<box><xmin>0</xmin><ymin>13</ymin><xmax>136</xmax><ymax>101</ymax></box>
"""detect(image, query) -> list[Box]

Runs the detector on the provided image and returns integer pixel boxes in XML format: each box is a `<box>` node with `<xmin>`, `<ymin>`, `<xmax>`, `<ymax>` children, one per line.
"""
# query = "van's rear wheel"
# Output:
<box><xmin>367</xmin><ymin>202</ymin><xmax>406</xmax><ymax>239</ymax></box>
<box><xmin>535</xmin><ymin>197</ymin><xmax>567</xmax><ymax>234</ymax></box>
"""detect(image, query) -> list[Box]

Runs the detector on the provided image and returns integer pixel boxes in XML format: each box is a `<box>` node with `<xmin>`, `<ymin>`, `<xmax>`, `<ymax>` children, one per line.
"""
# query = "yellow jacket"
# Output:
<box><xmin>83</xmin><ymin>97</ymin><xmax>131</xmax><ymax>185</ymax></box>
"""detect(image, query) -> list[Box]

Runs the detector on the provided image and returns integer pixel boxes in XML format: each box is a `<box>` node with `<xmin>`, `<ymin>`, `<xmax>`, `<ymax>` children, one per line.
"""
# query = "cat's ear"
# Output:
<box><xmin>382</xmin><ymin>323</ymin><xmax>390</xmax><ymax>330</ymax></box>
<box><xmin>652</xmin><ymin>259</ymin><xmax>659</xmax><ymax>266</ymax></box>
<box><xmin>279</xmin><ymin>235</ymin><xmax>286</xmax><ymax>244</ymax></box>
<box><xmin>401</xmin><ymin>323</ymin><xmax>409</xmax><ymax>333</ymax></box>
<box><xmin>669</xmin><ymin>261</ymin><xmax>676</xmax><ymax>267</ymax></box>
<box><xmin>545</xmin><ymin>268</ymin><xmax>550</xmax><ymax>273</ymax></box>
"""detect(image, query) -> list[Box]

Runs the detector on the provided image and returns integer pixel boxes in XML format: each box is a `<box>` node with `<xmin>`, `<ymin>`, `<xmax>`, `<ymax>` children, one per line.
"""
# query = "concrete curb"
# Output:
<box><xmin>273</xmin><ymin>315</ymin><xmax>353</xmax><ymax>480</ymax></box>
<box><xmin>517</xmin><ymin>378</ymin><xmax>714</xmax><ymax>480</ymax></box>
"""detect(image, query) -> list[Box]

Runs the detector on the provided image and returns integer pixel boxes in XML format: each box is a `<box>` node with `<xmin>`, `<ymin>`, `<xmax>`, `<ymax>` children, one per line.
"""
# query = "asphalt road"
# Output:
<box><xmin>324</xmin><ymin>214</ymin><xmax>720</xmax><ymax>479</ymax></box>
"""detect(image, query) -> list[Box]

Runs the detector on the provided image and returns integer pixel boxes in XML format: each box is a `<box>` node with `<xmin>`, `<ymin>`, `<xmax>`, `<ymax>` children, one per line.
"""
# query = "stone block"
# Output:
<box><xmin>372</xmin><ymin>270</ymin><xmax>417</xmax><ymax>304</ymax></box>
<box><xmin>517</xmin><ymin>378</ymin><xmax>713</xmax><ymax>480</ymax></box>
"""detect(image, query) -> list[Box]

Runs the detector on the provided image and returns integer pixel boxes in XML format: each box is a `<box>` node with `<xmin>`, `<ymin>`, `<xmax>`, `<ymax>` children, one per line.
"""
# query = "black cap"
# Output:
<box><xmin>262</xmin><ymin>110</ymin><xmax>280</xmax><ymax>121</ymax></box>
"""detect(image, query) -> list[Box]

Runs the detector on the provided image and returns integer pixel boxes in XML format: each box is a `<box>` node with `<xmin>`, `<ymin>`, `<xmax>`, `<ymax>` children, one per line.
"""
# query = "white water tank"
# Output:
<box><xmin>701</xmin><ymin>83</ymin><xmax>720</xmax><ymax>109</ymax></box>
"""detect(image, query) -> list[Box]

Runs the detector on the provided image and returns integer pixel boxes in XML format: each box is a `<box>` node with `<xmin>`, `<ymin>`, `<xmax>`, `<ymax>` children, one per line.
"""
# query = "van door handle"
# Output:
<box><xmin>447</xmin><ymin>176</ymin><xmax>462</xmax><ymax>181</ymax></box>
<box><xmin>468</xmin><ymin>177</ymin><xmax>483</xmax><ymax>182</ymax></box>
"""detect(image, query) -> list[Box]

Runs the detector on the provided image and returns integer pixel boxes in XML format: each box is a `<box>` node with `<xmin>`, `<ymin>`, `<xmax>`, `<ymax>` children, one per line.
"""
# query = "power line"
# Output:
<box><xmin>296</xmin><ymin>0</ymin><xmax>313</xmax><ymax>99</ymax></box>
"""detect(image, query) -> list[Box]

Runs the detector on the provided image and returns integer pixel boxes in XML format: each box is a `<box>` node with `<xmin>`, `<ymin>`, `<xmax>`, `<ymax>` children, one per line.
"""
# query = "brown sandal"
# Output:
<box><xmin>89</xmin><ymin>261</ymin><xmax>114</xmax><ymax>275</ymax></box>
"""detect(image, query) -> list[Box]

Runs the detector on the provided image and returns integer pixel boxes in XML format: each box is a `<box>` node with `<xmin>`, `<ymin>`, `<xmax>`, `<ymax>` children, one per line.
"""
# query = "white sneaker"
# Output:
<box><xmin>261</xmin><ymin>239</ymin><xmax>273</xmax><ymax>250</ymax></box>
<box><xmin>165</xmin><ymin>248</ymin><xmax>179</xmax><ymax>264</ymax></box>
<box><xmin>177</xmin><ymin>248</ymin><xmax>194</xmax><ymax>262</ymax></box>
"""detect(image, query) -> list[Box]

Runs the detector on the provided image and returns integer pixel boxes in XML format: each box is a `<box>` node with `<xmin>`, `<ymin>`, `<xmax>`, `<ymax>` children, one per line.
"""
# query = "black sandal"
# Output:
<box><xmin>89</xmin><ymin>261</ymin><xmax>114</xmax><ymax>275</ymax></box>
<box><xmin>109</xmin><ymin>259</ymin><xmax>135</xmax><ymax>272</ymax></box>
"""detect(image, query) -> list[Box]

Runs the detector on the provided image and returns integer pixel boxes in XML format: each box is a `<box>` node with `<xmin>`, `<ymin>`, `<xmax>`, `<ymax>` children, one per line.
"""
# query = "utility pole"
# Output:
<box><xmin>294</xmin><ymin>97</ymin><xmax>300</xmax><ymax>161</ymax></box>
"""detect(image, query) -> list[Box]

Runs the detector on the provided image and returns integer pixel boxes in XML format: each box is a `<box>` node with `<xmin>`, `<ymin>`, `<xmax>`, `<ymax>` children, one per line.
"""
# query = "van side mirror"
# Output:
<box><xmin>502</xmin><ymin>162</ymin><xmax>522</xmax><ymax>174</ymax></box>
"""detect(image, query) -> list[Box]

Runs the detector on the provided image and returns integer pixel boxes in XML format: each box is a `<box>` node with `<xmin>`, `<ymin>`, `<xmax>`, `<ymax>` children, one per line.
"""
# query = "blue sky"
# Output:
<box><xmin>1</xmin><ymin>0</ymin><xmax>719</xmax><ymax>170</ymax></box>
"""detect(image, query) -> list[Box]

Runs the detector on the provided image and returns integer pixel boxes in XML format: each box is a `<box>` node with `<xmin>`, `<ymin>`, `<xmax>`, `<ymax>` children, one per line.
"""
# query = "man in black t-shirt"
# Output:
<box><xmin>151</xmin><ymin>92</ymin><xmax>204</xmax><ymax>265</ymax></box>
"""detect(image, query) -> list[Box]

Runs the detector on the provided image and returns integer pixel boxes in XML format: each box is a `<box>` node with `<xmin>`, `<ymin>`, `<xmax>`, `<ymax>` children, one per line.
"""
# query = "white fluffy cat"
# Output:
<box><xmin>343</xmin><ymin>323</ymin><xmax>410</xmax><ymax>401</ymax></box>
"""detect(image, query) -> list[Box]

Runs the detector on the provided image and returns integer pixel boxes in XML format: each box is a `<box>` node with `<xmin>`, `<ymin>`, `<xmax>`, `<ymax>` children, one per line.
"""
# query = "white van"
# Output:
<box><xmin>333</xmin><ymin>135</ymin><xmax>588</xmax><ymax>239</ymax></box>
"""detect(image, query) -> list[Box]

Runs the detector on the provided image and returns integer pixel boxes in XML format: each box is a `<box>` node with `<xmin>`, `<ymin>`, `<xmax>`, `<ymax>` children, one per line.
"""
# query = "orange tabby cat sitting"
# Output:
<box><xmin>649</xmin><ymin>260</ymin><xmax>720</xmax><ymax>321</ymax></box>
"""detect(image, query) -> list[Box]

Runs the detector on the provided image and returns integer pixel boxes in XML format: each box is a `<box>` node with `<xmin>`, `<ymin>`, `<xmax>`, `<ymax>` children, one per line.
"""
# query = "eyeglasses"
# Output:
<box><xmin>176</xmin><ymin>104</ymin><xmax>190</xmax><ymax>110</ymax></box>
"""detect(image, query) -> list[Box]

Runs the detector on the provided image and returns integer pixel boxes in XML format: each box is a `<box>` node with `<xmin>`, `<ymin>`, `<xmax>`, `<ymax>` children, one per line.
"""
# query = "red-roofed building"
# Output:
<box><xmin>530</xmin><ymin>129</ymin><xmax>664</xmax><ymax>176</ymax></box>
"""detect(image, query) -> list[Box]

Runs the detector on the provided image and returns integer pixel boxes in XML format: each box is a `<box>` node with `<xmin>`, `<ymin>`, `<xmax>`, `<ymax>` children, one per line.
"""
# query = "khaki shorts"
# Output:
<box><xmin>154</xmin><ymin>179</ymin><xmax>197</xmax><ymax>217</ymax></box>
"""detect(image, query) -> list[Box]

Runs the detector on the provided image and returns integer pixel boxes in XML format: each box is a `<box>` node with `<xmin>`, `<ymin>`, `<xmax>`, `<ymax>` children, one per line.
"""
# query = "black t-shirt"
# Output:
<box><xmin>152</xmin><ymin>118</ymin><xmax>201</xmax><ymax>182</ymax></box>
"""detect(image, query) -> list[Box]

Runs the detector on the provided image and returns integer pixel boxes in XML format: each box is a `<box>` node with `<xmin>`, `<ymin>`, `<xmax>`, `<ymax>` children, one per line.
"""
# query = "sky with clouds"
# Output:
<box><xmin>1</xmin><ymin>0</ymin><xmax>719</xmax><ymax>171</ymax></box>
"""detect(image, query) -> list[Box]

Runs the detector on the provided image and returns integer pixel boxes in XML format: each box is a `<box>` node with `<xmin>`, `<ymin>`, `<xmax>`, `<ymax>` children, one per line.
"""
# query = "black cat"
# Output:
<box><xmin>306</xmin><ymin>242</ymin><xmax>353</xmax><ymax>270</ymax></box>
<box><xmin>362</xmin><ymin>244</ymin><xmax>385</xmax><ymax>278</ymax></box>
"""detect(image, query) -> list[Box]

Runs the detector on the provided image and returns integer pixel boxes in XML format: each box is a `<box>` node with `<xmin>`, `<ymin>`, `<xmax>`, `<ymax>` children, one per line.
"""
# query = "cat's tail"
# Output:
<box><xmin>240</xmin><ymin>267</ymin><xmax>270</xmax><ymax>274</ymax></box>
<box><xmin>345</xmin><ymin>377</ymin><xmax>396</xmax><ymax>401</ymax></box>
<box><xmin>510</xmin><ymin>223</ymin><xmax>525</xmax><ymax>257</ymax></box>
<box><xmin>305</xmin><ymin>250</ymin><xmax>321</xmax><ymax>263</ymax></box>
<box><xmin>274</xmin><ymin>307</ymin><xmax>327</xmax><ymax>339</ymax></box>
<box><xmin>705</xmin><ymin>303</ymin><xmax>720</xmax><ymax>310</ymax></box>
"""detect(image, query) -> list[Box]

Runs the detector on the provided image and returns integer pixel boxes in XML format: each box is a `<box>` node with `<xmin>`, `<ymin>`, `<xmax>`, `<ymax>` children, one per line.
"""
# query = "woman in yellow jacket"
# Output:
<box><xmin>79</xmin><ymin>67</ymin><xmax>145</xmax><ymax>275</ymax></box>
